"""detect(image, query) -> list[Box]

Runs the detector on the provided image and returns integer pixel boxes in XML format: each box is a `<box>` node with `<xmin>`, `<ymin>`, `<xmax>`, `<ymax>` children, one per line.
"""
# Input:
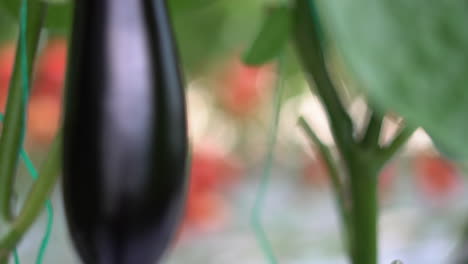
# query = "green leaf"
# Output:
<box><xmin>431</xmin><ymin>136</ymin><xmax>464</xmax><ymax>161</ymax></box>
<box><xmin>44</xmin><ymin>1</ymin><xmax>72</xmax><ymax>35</ymax></box>
<box><xmin>44</xmin><ymin>0</ymin><xmax>68</xmax><ymax>3</ymax></box>
<box><xmin>0</xmin><ymin>13</ymin><xmax>15</xmax><ymax>43</ymax></box>
<box><xmin>168</xmin><ymin>0</ymin><xmax>228</xmax><ymax>73</ymax></box>
<box><xmin>0</xmin><ymin>0</ymin><xmax>71</xmax><ymax>36</ymax></box>
<box><xmin>243</xmin><ymin>5</ymin><xmax>291</xmax><ymax>66</ymax></box>
<box><xmin>169</xmin><ymin>0</ymin><xmax>219</xmax><ymax>12</ymax></box>
<box><xmin>0</xmin><ymin>0</ymin><xmax>19</xmax><ymax>19</ymax></box>
<box><xmin>316</xmin><ymin>0</ymin><xmax>468</xmax><ymax>160</ymax></box>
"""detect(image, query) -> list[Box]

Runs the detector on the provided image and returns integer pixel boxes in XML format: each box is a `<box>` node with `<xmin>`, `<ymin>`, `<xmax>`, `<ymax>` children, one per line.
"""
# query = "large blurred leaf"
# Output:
<box><xmin>169</xmin><ymin>0</ymin><xmax>220</xmax><ymax>12</ymax></box>
<box><xmin>168</xmin><ymin>0</ymin><xmax>274</xmax><ymax>75</ymax></box>
<box><xmin>44</xmin><ymin>1</ymin><xmax>72</xmax><ymax>35</ymax></box>
<box><xmin>0</xmin><ymin>0</ymin><xmax>18</xmax><ymax>19</ymax></box>
<box><xmin>168</xmin><ymin>0</ymin><xmax>228</xmax><ymax>74</ymax></box>
<box><xmin>0</xmin><ymin>10</ymin><xmax>15</xmax><ymax>43</ymax></box>
<box><xmin>316</xmin><ymin>0</ymin><xmax>468</xmax><ymax>159</ymax></box>
<box><xmin>243</xmin><ymin>5</ymin><xmax>291</xmax><ymax>66</ymax></box>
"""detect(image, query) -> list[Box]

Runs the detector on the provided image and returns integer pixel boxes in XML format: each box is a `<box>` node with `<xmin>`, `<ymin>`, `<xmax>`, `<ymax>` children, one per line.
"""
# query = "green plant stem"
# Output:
<box><xmin>293</xmin><ymin>1</ymin><xmax>416</xmax><ymax>264</ymax></box>
<box><xmin>348</xmin><ymin>156</ymin><xmax>379</xmax><ymax>264</ymax></box>
<box><xmin>293</xmin><ymin>0</ymin><xmax>355</xmax><ymax>157</ymax></box>
<box><xmin>298</xmin><ymin>116</ymin><xmax>352</xmax><ymax>251</ymax></box>
<box><xmin>0</xmin><ymin>131</ymin><xmax>61</xmax><ymax>263</ymax></box>
<box><xmin>0</xmin><ymin>1</ymin><xmax>47</xmax><ymax>222</ymax></box>
<box><xmin>361</xmin><ymin>110</ymin><xmax>383</xmax><ymax>149</ymax></box>
<box><xmin>379</xmin><ymin>126</ymin><xmax>415</xmax><ymax>163</ymax></box>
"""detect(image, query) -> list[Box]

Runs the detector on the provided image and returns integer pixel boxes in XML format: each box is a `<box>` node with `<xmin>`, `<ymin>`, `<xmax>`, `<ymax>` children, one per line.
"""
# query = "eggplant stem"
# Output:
<box><xmin>0</xmin><ymin>0</ymin><xmax>47</xmax><ymax>222</ymax></box>
<box><xmin>0</xmin><ymin>132</ymin><xmax>61</xmax><ymax>259</ymax></box>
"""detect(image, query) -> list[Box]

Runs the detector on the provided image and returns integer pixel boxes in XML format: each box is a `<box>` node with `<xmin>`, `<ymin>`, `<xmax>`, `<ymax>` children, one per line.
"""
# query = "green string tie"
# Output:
<box><xmin>250</xmin><ymin>55</ymin><xmax>286</xmax><ymax>264</ymax></box>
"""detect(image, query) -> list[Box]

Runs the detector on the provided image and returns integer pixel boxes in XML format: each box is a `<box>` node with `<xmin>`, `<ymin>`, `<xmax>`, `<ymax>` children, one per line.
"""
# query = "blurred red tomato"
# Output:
<box><xmin>33</xmin><ymin>38</ymin><xmax>67</xmax><ymax>97</ymax></box>
<box><xmin>0</xmin><ymin>43</ymin><xmax>15</xmax><ymax>111</ymax></box>
<box><xmin>183</xmin><ymin>191</ymin><xmax>229</xmax><ymax>232</ymax></box>
<box><xmin>189</xmin><ymin>146</ymin><xmax>242</xmax><ymax>193</ymax></box>
<box><xmin>378</xmin><ymin>162</ymin><xmax>398</xmax><ymax>200</ymax></box>
<box><xmin>0</xmin><ymin>40</ymin><xmax>65</xmax><ymax>145</ymax></box>
<box><xmin>26</xmin><ymin>38</ymin><xmax>67</xmax><ymax>145</ymax></box>
<box><xmin>217</xmin><ymin>56</ymin><xmax>274</xmax><ymax>118</ymax></box>
<box><xmin>302</xmin><ymin>154</ymin><xmax>329</xmax><ymax>187</ymax></box>
<box><xmin>27</xmin><ymin>95</ymin><xmax>61</xmax><ymax>145</ymax></box>
<box><xmin>413</xmin><ymin>153</ymin><xmax>461</xmax><ymax>200</ymax></box>
<box><xmin>179</xmin><ymin>145</ymin><xmax>242</xmax><ymax>235</ymax></box>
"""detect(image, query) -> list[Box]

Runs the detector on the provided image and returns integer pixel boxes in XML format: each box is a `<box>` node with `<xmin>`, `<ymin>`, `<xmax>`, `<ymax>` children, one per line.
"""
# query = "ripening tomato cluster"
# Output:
<box><xmin>0</xmin><ymin>38</ymin><xmax>67</xmax><ymax>145</ymax></box>
<box><xmin>217</xmin><ymin>56</ymin><xmax>274</xmax><ymax>118</ymax></box>
<box><xmin>378</xmin><ymin>162</ymin><xmax>398</xmax><ymax>199</ymax></box>
<box><xmin>302</xmin><ymin>154</ymin><xmax>329</xmax><ymax>187</ymax></box>
<box><xmin>302</xmin><ymin>150</ymin><xmax>462</xmax><ymax>203</ymax></box>
<box><xmin>0</xmin><ymin>43</ymin><xmax>15</xmax><ymax>111</ymax></box>
<box><xmin>181</xmin><ymin>145</ymin><xmax>242</xmax><ymax>234</ymax></box>
<box><xmin>29</xmin><ymin>38</ymin><xmax>66</xmax><ymax>145</ymax></box>
<box><xmin>412</xmin><ymin>152</ymin><xmax>461</xmax><ymax>202</ymax></box>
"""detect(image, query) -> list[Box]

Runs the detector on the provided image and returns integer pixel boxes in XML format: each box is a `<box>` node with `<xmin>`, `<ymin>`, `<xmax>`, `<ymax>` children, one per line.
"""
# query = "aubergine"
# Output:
<box><xmin>62</xmin><ymin>0</ymin><xmax>188</xmax><ymax>263</ymax></box>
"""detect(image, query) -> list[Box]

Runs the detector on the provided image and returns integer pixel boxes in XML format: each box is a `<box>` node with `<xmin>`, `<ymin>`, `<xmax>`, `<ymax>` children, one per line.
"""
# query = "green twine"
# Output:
<box><xmin>13</xmin><ymin>251</ymin><xmax>19</xmax><ymax>264</ymax></box>
<box><xmin>19</xmin><ymin>149</ymin><xmax>54</xmax><ymax>264</ymax></box>
<box><xmin>4</xmin><ymin>0</ymin><xmax>55</xmax><ymax>263</ymax></box>
<box><xmin>19</xmin><ymin>0</ymin><xmax>29</xmax><ymax>106</ymax></box>
<box><xmin>0</xmin><ymin>117</ymin><xmax>54</xmax><ymax>264</ymax></box>
<box><xmin>250</xmin><ymin>55</ymin><xmax>286</xmax><ymax>264</ymax></box>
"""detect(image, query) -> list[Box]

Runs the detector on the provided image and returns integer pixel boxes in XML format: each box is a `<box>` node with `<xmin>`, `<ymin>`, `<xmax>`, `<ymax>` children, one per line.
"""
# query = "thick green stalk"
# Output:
<box><xmin>0</xmin><ymin>1</ymin><xmax>47</xmax><ymax>221</ymax></box>
<box><xmin>348</xmin><ymin>156</ymin><xmax>379</xmax><ymax>264</ymax></box>
<box><xmin>293</xmin><ymin>0</ymin><xmax>355</xmax><ymax>157</ymax></box>
<box><xmin>293</xmin><ymin>1</ymin><xmax>417</xmax><ymax>263</ymax></box>
<box><xmin>345</xmin><ymin>125</ymin><xmax>413</xmax><ymax>264</ymax></box>
<box><xmin>0</xmin><ymin>132</ymin><xmax>61</xmax><ymax>263</ymax></box>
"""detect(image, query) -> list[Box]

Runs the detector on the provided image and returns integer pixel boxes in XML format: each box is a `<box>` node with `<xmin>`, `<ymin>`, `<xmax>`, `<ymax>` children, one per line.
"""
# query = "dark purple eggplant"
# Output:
<box><xmin>62</xmin><ymin>0</ymin><xmax>188</xmax><ymax>263</ymax></box>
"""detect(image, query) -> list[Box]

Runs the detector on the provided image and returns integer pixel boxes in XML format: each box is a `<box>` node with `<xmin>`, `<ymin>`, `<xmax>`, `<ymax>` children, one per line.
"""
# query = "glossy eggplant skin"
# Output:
<box><xmin>62</xmin><ymin>0</ymin><xmax>188</xmax><ymax>263</ymax></box>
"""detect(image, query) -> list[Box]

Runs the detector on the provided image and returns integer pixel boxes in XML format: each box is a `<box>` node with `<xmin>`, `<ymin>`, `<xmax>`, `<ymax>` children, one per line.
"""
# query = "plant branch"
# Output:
<box><xmin>0</xmin><ymin>131</ymin><xmax>61</xmax><ymax>261</ymax></box>
<box><xmin>298</xmin><ymin>116</ymin><xmax>352</xmax><ymax>250</ymax></box>
<box><xmin>348</xmin><ymin>159</ymin><xmax>378</xmax><ymax>264</ymax></box>
<box><xmin>0</xmin><ymin>1</ymin><xmax>47</xmax><ymax>222</ymax></box>
<box><xmin>361</xmin><ymin>110</ymin><xmax>383</xmax><ymax>149</ymax></box>
<box><xmin>298</xmin><ymin>118</ymin><xmax>347</xmax><ymax>216</ymax></box>
<box><xmin>293</xmin><ymin>0</ymin><xmax>355</xmax><ymax>157</ymax></box>
<box><xmin>293</xmin><ymin>2</ymin><xmax>414</xmax><ymax>264</ymax></box>
<box><xmin>379</xmin><ymin>126</ymin><xmax>416</xmax><ymax>163</ymax></box>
